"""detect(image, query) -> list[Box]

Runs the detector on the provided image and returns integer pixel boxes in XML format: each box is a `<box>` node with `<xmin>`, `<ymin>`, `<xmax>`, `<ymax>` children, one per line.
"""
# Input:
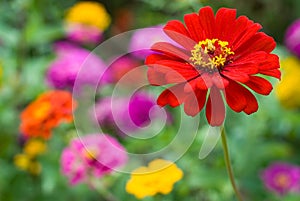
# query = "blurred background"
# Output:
<box><xmin>1</xmin><ymin>0</ymin><xmax>300</xmax><ymax>200</ymax></box>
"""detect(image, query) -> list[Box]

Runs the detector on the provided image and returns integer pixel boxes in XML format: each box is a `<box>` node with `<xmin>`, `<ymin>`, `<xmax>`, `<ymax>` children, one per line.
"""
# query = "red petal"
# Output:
<box><xmin>164</xmin><ymin>20</ymin><xmax>195</xmax><ymax>50</ymax></box>
<box><xmin>225</xmin><ymin>63</ymin><xmax>258</xmax><ymax>75</ymax></box>
<box><xmin>198</xmin><ymin>6</ymin><xmax>215</xmax><ymax>39</ymax></box>
<box><xmin>145</xmin><ymin>54</ymin><xmax>179</xmax><ymax>65</ymax></box>
<box><xmin>151</xmin><ymin>42</ymin><xmax>190</xmax><ymax>61</ymax></box>
<box><xmin>206</xmin><ymin>87</ymin><xmax>225</xmax><ymax>126</ymax></box>
<box><xmin>244</xmin><ymin>76</ymin><xmax>273</xmax><ymax>95</ymax></box>
<box><xmin>153</xmin><ymin>60</ymin><xmax>195</xmax><ymax>72</ymax></box>
<box><xmin>258</xmin><ymin>54</ymin><xmax>280</xmax><ymax>71</ymax></box>
<box><xmin>157</xmin><ymin>84</ymin><xmax>186</xmax><ymax>107</ymax></box>
<box><xmin>184</xmin><ymin>13</ymin><xmax>205</xmax><ymax>42</ymax></box>
<box><xmin>165</xmin><ymin>69</ymin><xmax>199</xmax><ymax>83</ymax></box>
<box><xmin>184</xmin><ymin>90</ymin><xmax>208</xmax><ymax>116</ymax></box>
<box><xmin>236</xmin><ymin>32</ymin><xmax>276</xmax><ymax>55</ymax></box>
<box><xmin>147</xmin><ymin>68</ymin><xmax>168</xmax><ymax>86</ymax></box>
<box><xmin>221</xmin><ymin>70</ymin><xmax>249</xmax><ymax>83</ymax></box>
<box><xmin>231</xmin><ymin>16</ymin><xmax>262</xmax><ymax>50</ymax></box>
<box><xmin>151</xmin><ymin>60</ymin><xmax>199</xmax><ymax>83</ymax></box>
<box><xmin>224</xmin><ymin>81</ymin><xmax>247</xmax><ymax>112</ymax></box>
<box><xmin>184</xmin><ymin>76</ymin><xmax>210</xmax><ymax>92</ymax></box>
<box><xmin>215</xmin><ymin>8</ymin><xmax>237</xmax><ymax>40</ymax></box>
<box><xmin>242</xmin><ymin>89</ymin><xmax>258</xmax><ymax>115</ymax></box>
<box><xmin>259</xmin><ymin>69</ymin><xmax>281</xmax><ymax>79</ymax></box>
<box><xmin>212</xmin><ymin>73</ymin><xmax>229</xmax><ymax>89</ymax></box>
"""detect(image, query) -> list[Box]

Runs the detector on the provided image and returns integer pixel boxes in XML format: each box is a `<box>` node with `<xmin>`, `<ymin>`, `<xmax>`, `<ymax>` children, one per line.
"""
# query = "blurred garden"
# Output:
<box><xmin>1</xmin><ymin>0</ymin><xmax>300</xmax><ymax>200</ymax></box>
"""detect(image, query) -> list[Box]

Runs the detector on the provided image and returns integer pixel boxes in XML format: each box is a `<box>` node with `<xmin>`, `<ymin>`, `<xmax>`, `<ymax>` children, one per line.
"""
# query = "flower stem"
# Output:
<box><xmin>221</xmin><ymin>127</ymin><xmax>243</xmax><ymax>201</ymax></box>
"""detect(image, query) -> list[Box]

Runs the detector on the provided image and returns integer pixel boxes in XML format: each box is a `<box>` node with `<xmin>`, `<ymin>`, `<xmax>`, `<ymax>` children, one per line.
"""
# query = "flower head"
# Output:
<box><xmin>276</xmin><ymin>56</ymin><xmax>300</xmax><ymax>108</ymax></box>
<box><xmin>14</xmin><ymin>154</ymin><xmax>42</xmax><ymax>175</ymax></box>
<box><xmin>46</xmin><ymin>42</ymin><xmax>109</xmax><ymax>89</ymax></box>
<box><xmin>20</xmin><ymin>90</ymin><xmax>75</xmax><ymax>139</ymax></box>
<box><xmin>65</xmin><ymin>23</ymin><xmax>103</xmax><ymax>44</ymax></box>
<box><xmin>146</xmin><ymin>6</ymin><xmax>280</xmax><ymax>126</ymax></box>
<box><xmin>23</xmin><ymin>139</ymin><xmax>47</xmax><ymax>157</ymax></box>
<box><xmin>126</xmin><ymin>159</ymin><xmax>183</xmax><ymax>199</ymax></box>
<box><xmin>61</xmin><ymin>134</ymin><xmax>128</xmax><ymax>185</ymax></box>
<box><xmin>261</xmin><ymin>162</ymin><xmax>300</xmax><ymax>195</ymax></box>
<box><xmin>65</xmin><ymin>1</ymin><xmax>111</xmax><ymax>31</ymax></box>
<box><xmin>285</xmin><ymin>19</ymin><xmax>300</xmax><ymax>58</ymax></box>
<box><xmin>94</xmin><ymin>92</ymin><xmax>170</xmax><ymax>136</ymax></box>
<box><xmin>105</xmin><ymin>56</ymin><xmax>142</xmax><ymax>84</ymax></box>
<box><xmin>129</xmin><ymin>26</ymin><xmax>175</xmax><ymax>59</ymax></box>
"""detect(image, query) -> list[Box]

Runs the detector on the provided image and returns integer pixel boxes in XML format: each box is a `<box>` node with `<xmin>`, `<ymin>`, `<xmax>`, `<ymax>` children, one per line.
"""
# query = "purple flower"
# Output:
<box><xmin>105</xmin><ymin>56</ymin><xmax>142</xmax><ymax>84</ymax></box>
<box><xmin>128</xmin><ymin>26</ymin><xmax>175</xmax><ymax>59</ymax></box>
<box><xmin>261</xmin><ymin>162</ymin><xmax>300</xmax><ymax>195</ymax></box>
<box><xmin>94</xmin><ymin>92</ymin><xmax>171</xmax><ymax>136</ymax></box>
<box><xmin>285</xmin><ymin>19</ymin><xmax>300</xmax><ymax>58</ymax></box>
<box><xmin>46</xmin><ymin>42</ymin><xmax>110</xmax><ymax>90</ymax></box>
<box><xmin>65</xmin><ymin>23</ymin><xmax>103</xmax><ymax>44</ymax></box>
<box><xmin>61</xmin><ymin>133</ymin><xmax>128</xmax><ymax>185</ymax></box>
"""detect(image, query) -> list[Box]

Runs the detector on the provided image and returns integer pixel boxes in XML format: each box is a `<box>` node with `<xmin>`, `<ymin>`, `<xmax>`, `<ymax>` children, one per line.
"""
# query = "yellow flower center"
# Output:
<box><xmin>33</xmin><ymin>102</ymin><xmax>51</xmax><ymax>120</ymax></box>
<box><xmin>274</xmin><ymin>173</ymin><xmax>291</xmax><ymax>188</ymax></box>
<box><xmin>83</xmin><ymin>149</ymin><xmax>99</xmax><ymax>161</ymax></box>
<box><xmin>190</xmin><ymin>39</ymin><xmax>234</xmax><ymax>72</ymax></box>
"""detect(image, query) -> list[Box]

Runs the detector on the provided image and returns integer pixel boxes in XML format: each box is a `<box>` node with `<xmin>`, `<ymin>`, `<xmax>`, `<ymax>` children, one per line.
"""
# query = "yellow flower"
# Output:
<box><xmin>275</xmin><ymin>57</ymin><xmax>300</xmax><ymax>108</ymax></box>
<box><xmin>14</xmin><ymin>154</ymin><xmax>31</xmax><ymax>171</ymax></box>
<box><xmin>126</xmin><ymin>159</ymin><xmax>183</xmax><ymax>199</ymax></box>
<box><xmin>14</xmin><ymin>153</ymin><xmax>42</xmax><ymax>175</ymax></box>
<box><xmin>65</xmin><ymin>1</ymin><xmax>111</xmax><ymax>31</ymax></box>
<box><xmin>23</xmin><ymin>139</ymin><xmax>47</xmax><ymax>157</ymax></box>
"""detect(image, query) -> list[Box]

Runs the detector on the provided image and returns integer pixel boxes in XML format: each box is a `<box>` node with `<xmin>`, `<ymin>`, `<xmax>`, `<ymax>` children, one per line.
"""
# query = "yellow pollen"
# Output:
<box><xmin>83</xmin><ymin>149</ymin><xmax>99</xmax><ymax>160</ymax></box>
<box><xmin>274</xmin><ymin>173</ymin><xmax>291</xmax><ymax>188</ymax></box>
<box><xmin>190</xmin><ymin>39</ymin><xmax>234</xmax><ymax>70</ymax></box>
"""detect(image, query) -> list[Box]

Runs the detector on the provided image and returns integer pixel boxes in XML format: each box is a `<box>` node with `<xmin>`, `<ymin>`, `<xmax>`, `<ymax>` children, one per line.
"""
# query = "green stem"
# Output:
<box><xmin>221</xmin><ymin>127</ymin><xmax>243</xmax><ymax>201</ymax></box>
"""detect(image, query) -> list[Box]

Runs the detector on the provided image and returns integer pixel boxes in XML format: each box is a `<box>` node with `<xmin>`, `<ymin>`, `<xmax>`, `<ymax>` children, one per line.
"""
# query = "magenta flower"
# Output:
<box><xmin>46</xmin><ymin>42</ymin><xmax>110</xmax><ymax>90</ymax></box>
<box><xmin>129</xmin><ymin>26</ymin><xmax>175</xmax><ymax>59</ymax></box>
<box><xmin>105</xmin><ymin>56</ymin><xmax>142</xmax><ymax>84</ymax></box>
<box><xmin>94</xmin><ymin>92</ymin><xmax>170</xmax><ymax>136</ymax></box>
<box><xmin>65</xmin><ymin>23</ymin><xmax>103</xmax><ymax>44</ymax></box>
<box><xmin>285</xmin><ymin>19</ymin><xmax>300</xmax><ymax>58</ymax></box>
<box><xmin>261</xmin><ymin>162</ymin><xmax>300</xmax><ymax>195</ymax></box>
<box><xmin>61</xmin><ymin>134</ymin><xmax>128</xmax><ymax>185</ymax></box>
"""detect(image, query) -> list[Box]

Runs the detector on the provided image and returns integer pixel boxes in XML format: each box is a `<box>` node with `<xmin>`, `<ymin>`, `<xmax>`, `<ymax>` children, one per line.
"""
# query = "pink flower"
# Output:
<box><xmin>105</xmin><ymin>56</ymin><xmax>142</xmax><ymax>84</ymax></box>
<box><xmin>128</xmin><ymin>26</ymin><xmax>175</xmax><ymax>59</ymax></box>
<box><xmin>65</xmin><ymin>23</ymin><xmax>103</xmax><ymax>44</ymax></box>
<box><xmin>261</xmin><ymin>162</ymin><xmax>300</xmax><ymax>195</ymax></box>
<box><xmin>285</xmin><ymin>19</ymin><xmax>300</xmax><ymax>58</ymax></box>
<box><xmin>46</xmin><ymin>42</ymin><xmax>110</xmax><ymax>90</ymax></box>
<box><xmin>94</xmin><ymin>92</ymin><xmax>172</xmax><ymax>136</ymax></box>
<box><xmin>61</xmin><ymin>134</ymin><xmax>128</xmax><ymax>185</ymax></box>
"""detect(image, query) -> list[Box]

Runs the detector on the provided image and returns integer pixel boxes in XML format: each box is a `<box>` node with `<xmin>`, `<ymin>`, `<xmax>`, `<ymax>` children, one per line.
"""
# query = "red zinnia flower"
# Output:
<box><xmin>146</xmin><ymin>6</ymin><xmax>280</xmax><ymax>126</ymax></box>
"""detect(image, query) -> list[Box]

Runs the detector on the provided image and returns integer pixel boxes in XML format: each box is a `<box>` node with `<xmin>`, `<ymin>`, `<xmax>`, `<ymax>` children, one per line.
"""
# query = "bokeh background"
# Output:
<box><xmin>1</xmin><ymin>0</ymin><xmax>300</xmax><ymax>200</ymax></box>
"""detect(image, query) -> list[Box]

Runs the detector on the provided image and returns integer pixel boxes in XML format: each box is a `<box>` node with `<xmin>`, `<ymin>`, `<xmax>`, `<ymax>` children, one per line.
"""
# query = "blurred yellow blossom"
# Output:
<box><xmin>14</xmin><ymin>153</ymin><xmax>42</xmax><ymax>175</ymax></box>
<box><xmin>126</xmin><ymin>159</ymin><xmax>183</xmax><ymax>199</ymax></box>
<box><xmin>23</xmin><ymin>139</ymin><xmax>47</xmax><ymax>157</ymax></box>
<box><xmin>14</xmin><ymin>154</ymin><xmax>31</xmax><ymax>171</ymax></box>
<box><xmin>276</xmin><ymin>57</ymin><xmax>300</xmax><ymax>108</ymax></box>
<box><xmin>65</xmin><ymin>1</ymin><xmax>111</xmax><ymax>31</ymax></box>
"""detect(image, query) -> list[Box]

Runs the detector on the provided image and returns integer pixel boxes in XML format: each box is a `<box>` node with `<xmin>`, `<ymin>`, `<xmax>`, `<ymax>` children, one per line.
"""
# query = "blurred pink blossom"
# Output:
<box><xmin>285</xmin><ymin>19</ymin><xmax>300</xmax><ymax>58</ymax></box>
<box><xmin>261</xmin><ymin>162</ymin><xmax>300</xmax><ymax>195</ymax></box>
<box><xmin>65</xmin><ymin>23</ymin><xmax>103</xmax><ymax>44</ymax></box>
<box><xmin>61</xmin><ymin>133</ymin><xmax>128</xmax><ymax>185</ymax></box>
<box><xmin>46</xmin><ymin>42</ymin><xmax>110</xmax><ymax>90</ymax></box>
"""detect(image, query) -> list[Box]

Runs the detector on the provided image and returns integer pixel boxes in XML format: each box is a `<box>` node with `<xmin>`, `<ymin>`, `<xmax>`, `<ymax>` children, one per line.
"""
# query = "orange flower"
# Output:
<box><xmin>20</xmin><ymin>90</ymin><xmax>76</xmax><ymax>139</ymax></box>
